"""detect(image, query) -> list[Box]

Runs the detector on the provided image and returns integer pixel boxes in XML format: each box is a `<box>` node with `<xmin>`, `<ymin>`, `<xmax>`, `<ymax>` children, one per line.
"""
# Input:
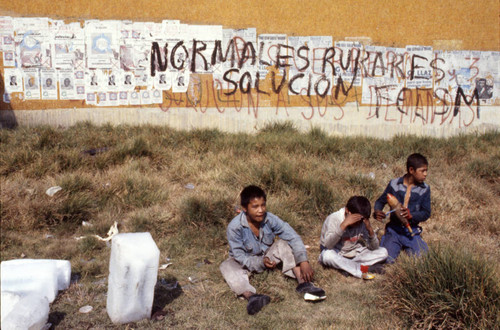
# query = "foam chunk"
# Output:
<box><xmin>1</xmin><ymin>259</ymin><xmax>71</xmax><ymax>303</ymax></box>
<box><xmin>1</xmin><ymin>291</ymin><xmax>22</xmax><ymax>323</ymax></box>
<box><xmin>1</xmin><ymin>293</ymin><xmax>49</xmax><ymax>330</ymax></box>
<box><xmin>106</xmin><ymin>232</ymin><xmax>160</xmax><ymax>324</ymax></box>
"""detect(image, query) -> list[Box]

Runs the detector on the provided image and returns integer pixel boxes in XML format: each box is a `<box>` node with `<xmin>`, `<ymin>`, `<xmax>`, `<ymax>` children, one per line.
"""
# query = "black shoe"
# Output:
<box><xmin>247</xmin><ymin>294</ymin><xmax>271</xmax><ymax>315</ymax></box>
<box><xmin>296</xmin><ymin>282</ymin><xmax>326</xmax><ymax>301</ymax></box>
<box><xmin>368</xmin><ymin>263</ymin><xmax>386</xmax><ymax>274</ymax></box>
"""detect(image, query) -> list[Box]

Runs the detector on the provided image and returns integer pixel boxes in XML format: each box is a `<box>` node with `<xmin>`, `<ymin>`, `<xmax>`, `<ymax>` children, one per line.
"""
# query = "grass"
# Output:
<box><xmin>1</xmin><ymin>123</ymin><xmax>499</xmax><ymax>329</ymax></box>
<box><xmin>380</xmin><ymin>245</ymin><xmax>500</xmax><ymax>329</ymax></box>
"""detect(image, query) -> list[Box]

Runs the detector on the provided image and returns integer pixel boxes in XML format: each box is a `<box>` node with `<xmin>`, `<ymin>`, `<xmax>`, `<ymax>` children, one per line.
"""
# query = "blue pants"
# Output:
<box><xmin>381</xmin><ymin>226</ymin><xmax>428</xmax><ymax>263</ymax></box>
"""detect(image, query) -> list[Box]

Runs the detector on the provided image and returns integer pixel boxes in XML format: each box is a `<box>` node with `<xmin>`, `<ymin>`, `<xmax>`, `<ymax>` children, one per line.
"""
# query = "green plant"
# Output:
<box><xmin>380</xmin><ymin>245</ymin><xmax>500</xmax><ymax>329</ymax></box>
<box><xmin>259</xmin><ymin>121</ymin><xmax>298</xmax><ymax>134</ymax></box>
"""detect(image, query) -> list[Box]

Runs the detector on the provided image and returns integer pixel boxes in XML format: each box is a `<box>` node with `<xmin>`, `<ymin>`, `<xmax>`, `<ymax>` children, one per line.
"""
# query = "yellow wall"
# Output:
<box><xmin>0</xmin><ymin>0</ymin><xmax>498</xmax><ymax>51</ymax></box>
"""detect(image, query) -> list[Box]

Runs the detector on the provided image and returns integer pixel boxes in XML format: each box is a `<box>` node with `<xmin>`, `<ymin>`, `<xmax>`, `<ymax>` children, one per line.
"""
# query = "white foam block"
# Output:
<box><xmin>1</xmin><ymin>291</ymin><xmax>22</xmax><ymax>323</ymax></box>
<box><xmin>1</xmin><ymin>259</ymin><xmax>71</xmax><ymax>292</ymax></box>
<box><xmin>1</xmin><ymin>259</ymin><xmax>71</xmax><ymax>305</ymax></box>
<box><xmin>1</xmin><ymin>293</ymin><xmax>49</xmax><ymax>330</ymax></box>
<box><xmin>1</xmin><ymin>260</ymin><xmax>58</xmax><ymax>303</ymax></box>
<box><xmin>106</xmin><ymin>232</ymin><xmax>160</xmax><ymax>324</ymax></box>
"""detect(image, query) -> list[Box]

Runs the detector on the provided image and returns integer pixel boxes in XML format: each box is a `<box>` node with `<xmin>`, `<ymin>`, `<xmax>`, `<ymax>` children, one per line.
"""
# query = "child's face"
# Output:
<box><xmin>409</xmin><ymin>165</ymin><xmax>428</xmax><ymax>184</ymax></box>
<box><xmin>242</xmin><ymin>197</ymin><xmax>267</xmax><ymax>224</ymax></box>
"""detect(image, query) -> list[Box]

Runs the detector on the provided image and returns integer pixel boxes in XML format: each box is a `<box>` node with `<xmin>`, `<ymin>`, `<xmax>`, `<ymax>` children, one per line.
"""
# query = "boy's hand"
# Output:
<box><xmin>299</xmin><ymin>261</ymin><xmax>314</xmax><ymax>282</ymax></box>
<box><xmin>340</xmin><ymin>213</ymin><xmax>364</xmax><ymax>230</ymax></box>
<box><xmin>400</xmin><ymin>206</ymin><xmax>412</xmax><ymax>220</ymax></box>
<box><xmin>373</xmin><ymin>210</ymin><xmax>386</xmax><ymax>222</ymax></box>
<box><xmin>263</xmin><ymin>257</ymin><xmax>276</xmax><ymax>269</ymax></box>
<box><xmin>363</xmin><ymin>217</ymin><xmax>375</xmax><ymax>237</ymax></box>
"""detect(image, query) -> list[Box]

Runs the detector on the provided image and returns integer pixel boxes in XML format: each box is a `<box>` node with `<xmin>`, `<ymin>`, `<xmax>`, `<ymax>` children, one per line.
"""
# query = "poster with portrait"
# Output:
<box><xmin>58</xmin><ymin>68</ymin><xmax>76</xmax><ymax>100</ymax></box>
<box><xmin>23</xmin><ymin>68</ymin><xmax>41</xmax><ymax>100</ymax></box>
<box><xmin>40</xmin><ymin>68</ymin><xmax>58</xmax><ymax>100</ymax></box>
<box><xmin>4</xmin><ymin>68</ymin><xmax>23</xmax><ymax>93</ymax></box>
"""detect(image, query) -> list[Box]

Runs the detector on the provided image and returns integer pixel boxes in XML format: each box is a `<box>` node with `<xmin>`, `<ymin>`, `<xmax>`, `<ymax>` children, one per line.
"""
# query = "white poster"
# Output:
<box><xmin>4</xmin><ymin>68</ymin><xmax>23</xmax><ymax>93</ymax></box>
<box><xmin>51</xmin><ymin>21</ymin><xmax>85</xmax><ymax>69</ymax></box>
<box><xmin>258</xmin><ymin>34</ymin><xmax>287</xmax><ymax>79</ymax></box>
<box><xmin>40</xmin><ymin>68</ymin><xmax>58</xmax><ymax>100</ymax></box>
<box><xmin>58</xmin><ymin>68</ymin><xmax>76</xmax><ymax>99</ymax></box>
<box><xmin>14</xmin><ymin>17</ymin><xmax>51</xmax><ymax>68</ymax></box>
<box><xmin>405</xmin><ymin>45</ymin><xmax>433</xmax><ymax>89</ymax></box>
<box><xmin>85</xmin><ymin>20</ymin><xmax>120</xmax><ymax>69</ymax></box>
<box><xmin>334</xmin><ymin>41</ymin><xmax>362</xmax><ymax>87</ymax></box>
<box><xmin>23</xmin><ymin>68</ymin><xmax>41</xmax><ymax>100</ymax></box>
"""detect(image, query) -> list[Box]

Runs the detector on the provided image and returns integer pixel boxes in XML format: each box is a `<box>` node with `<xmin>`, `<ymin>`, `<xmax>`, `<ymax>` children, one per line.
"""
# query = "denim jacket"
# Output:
<box><xmin>227</xmin><ymin>212</ymin><xmax>308</xmax><ymax>272</ymax></box>
<box><xmin>374</xmin><ymin>176</ymin><xmax>431</xmax><ymax>231</ymax></box>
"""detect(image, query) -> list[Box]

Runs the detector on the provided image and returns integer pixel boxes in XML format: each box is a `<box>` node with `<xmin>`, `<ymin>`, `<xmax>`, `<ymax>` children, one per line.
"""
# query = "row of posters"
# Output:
<box><xmin>1</xmin><ymin>16</ymin><xmax>498</xmax><ymax>103</ymax></box>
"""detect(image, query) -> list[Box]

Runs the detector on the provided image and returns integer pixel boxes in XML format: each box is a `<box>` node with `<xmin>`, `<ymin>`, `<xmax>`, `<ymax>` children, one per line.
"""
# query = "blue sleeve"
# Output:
<box><xmin>374</xmin><ymin>181</ymin><xmax>392</xmax><ymax>211</ymax></box>
<box><xmin>268</xmin><ymin>215</ymin><xmax>308</xmax><ymax>264</ymax></box>
<box><xmin>227</xmin><ymin>223</ymin><xmax>266</xmax><ymax>273</ymax></box>
<box><xmin>410</xmin><ymin>186</ymin><xmax>431</xmax><ymax>225</ymax></box>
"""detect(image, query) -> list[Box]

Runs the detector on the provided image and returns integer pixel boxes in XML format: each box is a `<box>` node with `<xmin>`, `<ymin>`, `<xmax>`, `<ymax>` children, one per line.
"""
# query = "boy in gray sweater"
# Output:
<box><xmin>319</xmin><ymin>196</ymin><xmax>388</xmax><ymax>279</ymax></box>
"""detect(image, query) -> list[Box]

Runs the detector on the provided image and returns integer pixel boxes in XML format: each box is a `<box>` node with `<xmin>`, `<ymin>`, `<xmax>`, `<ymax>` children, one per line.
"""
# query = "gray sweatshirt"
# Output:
<box><xmin>319</xmin><ymin>208</ymin><xmax>379</xmax><ymax>258</ymax></box>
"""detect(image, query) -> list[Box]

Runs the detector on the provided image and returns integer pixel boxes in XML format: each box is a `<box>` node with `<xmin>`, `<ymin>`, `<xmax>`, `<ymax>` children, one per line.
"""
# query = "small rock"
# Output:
<box><xmin>79</xmin><ymin>305</ymin><xmax>93</xmax><ymax>313</ymax></box>
<box><xmin>184</xmin><ymin>183</ymin><xmax>195</xmax><ymax>190</ymax></box>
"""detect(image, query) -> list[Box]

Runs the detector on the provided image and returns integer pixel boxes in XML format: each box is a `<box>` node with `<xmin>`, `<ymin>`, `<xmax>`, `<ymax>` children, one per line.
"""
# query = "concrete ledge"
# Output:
<box><xmin>1</xmin><ymin>105</ymin><xmax>498</xmax><ymax>138</ymax></box>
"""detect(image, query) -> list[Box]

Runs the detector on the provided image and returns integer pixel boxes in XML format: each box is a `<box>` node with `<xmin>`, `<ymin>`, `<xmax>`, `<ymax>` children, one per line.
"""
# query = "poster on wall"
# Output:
<box><xmin>40</xmin><ymin>68</ymin><xmax>58</xmax><ymax>100</ymax></box>
<box><xmin>85</xmin><ymin>20</ymin><xmax>120</xmax><ymax>69</ymax></box>
<box><xmin>14</xmin><ymin>17</ymin><xmax>51</xmax><ymax>68</ymax></box>
<box><xmin>334</xmin><ymin>41</ymin><xmax>363</xmax><ymax>87</ymax></box>
<box><xmin>58</xmin><ymin>69</ymin><xmax>76</xmax><ymax>100</ymax></box>
<box><xmin>0</xmin><ymin>16</ymin><xmax>15</xmax><ymax>67</ymax></box>
<box><xmin>258</xmin><ymin>34</ymin><xmax>286</xmax><ymax>80</ymax></box>
<box><xmin>4</xmin><ymin>68</ymin><xmax>23</xmax><ymax>93</ymax></box>
<box><xmin>51</xmin><ymin>21</ymin><xmax>85</xmax><ymax>70</ymax></box>
<box><xmin>405</xmin><ymin>45</ymin><xmax>433</xmax><ymax>89</ymax></box>
<box><xmin>23</xmin><ymin>68</ymin><xmax>41</xmax><ymax>100</ymax></box>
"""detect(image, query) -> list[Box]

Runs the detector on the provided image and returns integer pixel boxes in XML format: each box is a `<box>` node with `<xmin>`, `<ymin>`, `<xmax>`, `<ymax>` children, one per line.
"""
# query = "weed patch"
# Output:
<box><xmin>380</xmin><ymin>245</ymin><xmax>500</xmax><ymax>329</ymax></box>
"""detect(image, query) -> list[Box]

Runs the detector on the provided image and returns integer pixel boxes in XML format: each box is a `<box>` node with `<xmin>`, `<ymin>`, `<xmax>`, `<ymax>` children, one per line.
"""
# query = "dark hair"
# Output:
<box><xmin>346</xmin><ymin>196</ymin><xmax>371</xmax><ymax>219</ymax></box>
<box><xmin>406</xmin><ymin>153</ymin><xmax>428</xmax><ymax>172</ymax></box>
<box><xmin>240</xmin><ymin>185</ymin><xmax>266</xmax><ymax>207</ymax></box>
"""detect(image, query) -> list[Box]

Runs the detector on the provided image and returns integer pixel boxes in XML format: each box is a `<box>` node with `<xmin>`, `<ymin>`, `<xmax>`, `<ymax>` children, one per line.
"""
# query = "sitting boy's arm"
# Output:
<box><xmin>409</xmin><ymin>186</ymin><xmax>431</xmax><ymax>225</ymax></box>
<box><xmin>227</xmin><ymin>226</ymin><xmax>266</xmax><ymax>273</ymax></box>
<box><xmin>322</xmin><ymin>214</ymin><xmax>344</xmax><ymax>250</ymax></box>
<box><xmin>362</xmin><ymin>218</ymin><xmax>380</xmax><ymax>250</ymax></box>
<box><xmin>373</xmin><ymin>182</ymin><xmax>392</xmax><ymax>219</ymax></box>
<box><xmin>268</xmin><ymin>215</ymin><xmax>308</xmax><ymax>264</ymax></box>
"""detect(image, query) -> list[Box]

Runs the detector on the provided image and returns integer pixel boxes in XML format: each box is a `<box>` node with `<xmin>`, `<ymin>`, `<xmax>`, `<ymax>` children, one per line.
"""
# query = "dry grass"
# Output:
<box><xmin>1</xmin><ymin>122</ymin><xmax>499</xmax><ymax>329</ymax></box>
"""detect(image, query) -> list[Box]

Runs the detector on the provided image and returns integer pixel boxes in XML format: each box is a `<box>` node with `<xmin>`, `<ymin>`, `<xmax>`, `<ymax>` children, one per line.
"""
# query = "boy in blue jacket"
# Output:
<box><xmin>220</xmin><ymin>185</ymin><xmax>325</xmax><ymax>315</ymax></box>
<box><xmin>373</xmin><ymin>153</ymin><xmax>431</xmax><ymax>262</ymax></box>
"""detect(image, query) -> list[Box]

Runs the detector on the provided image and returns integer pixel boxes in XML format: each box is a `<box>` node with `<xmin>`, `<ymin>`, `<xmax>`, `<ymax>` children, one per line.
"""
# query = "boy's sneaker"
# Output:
<box><xmin>362</xmin><ymin>272</ymin><xmax>376</xmax><ymax>280</ymax></box>
<box><xmin>247</xmin><ymin>294</ymin><xmax>271</xmax><ymax>315</ymax></box>
<box><xmin>296</xmin><ymin>282</ymin><xmax>326</xmax><ymax>301</ymax></box>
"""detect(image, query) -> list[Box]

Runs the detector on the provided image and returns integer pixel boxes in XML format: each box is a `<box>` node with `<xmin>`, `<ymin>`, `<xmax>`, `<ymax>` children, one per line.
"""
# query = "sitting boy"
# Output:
<box><xmin>373</xmin><ymin>153</ymin><xmax>431</xmax><ymax>262</ymax></box>
<box><xmin>220</xmin><ymin>185</ymin><xmax>325</xmax><ymax>315</ymax></box>
<box><xmin>319</xmin><ymin>196</ymin><xmax>388</xmax><ymax>279</ymax></box>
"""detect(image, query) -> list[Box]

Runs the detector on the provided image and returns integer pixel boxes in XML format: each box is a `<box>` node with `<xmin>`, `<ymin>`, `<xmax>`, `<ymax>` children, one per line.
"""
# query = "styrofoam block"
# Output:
<box><xmin>106</xmin><ymin>232</ymin><xmax>160</xmax><ymax>324</ymax></box>
<box><xmin>1</xmin><ymin>259</ymin><xmax>71</xmax><ymax>291</ymax></box>
<box><xmin>1</xmin><ymin>260</ymin><xmax>58</xmax><ymax>303</ymax></box>
<box><xmin>1</xmin><ymin>293</ymin><xmax>49</xmax><ymax>330</ymax></box>
<box><xmin>1</xmin><ymin>291</ymin><xmax>22</xmax><ymax>323</ymax></box>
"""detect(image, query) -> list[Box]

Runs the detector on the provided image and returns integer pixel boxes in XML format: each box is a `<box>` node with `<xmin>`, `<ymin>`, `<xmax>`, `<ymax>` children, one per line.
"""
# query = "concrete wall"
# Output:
<box><xmin>3</xmin><ymin>104</ymin><xmax>498</xmax><ymax>138</ymax></box>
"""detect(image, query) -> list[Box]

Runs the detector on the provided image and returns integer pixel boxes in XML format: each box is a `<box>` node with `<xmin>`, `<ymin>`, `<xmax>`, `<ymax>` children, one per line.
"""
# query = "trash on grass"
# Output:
<box><xmin>46</xmin><ymin>186</ymin><xmax>62</xmax><ymax>197</ymax></box>
<box><xmin>79</xmin><ymin>305</ymin><xmax>93</xmax><ymax>313</ymax></box>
